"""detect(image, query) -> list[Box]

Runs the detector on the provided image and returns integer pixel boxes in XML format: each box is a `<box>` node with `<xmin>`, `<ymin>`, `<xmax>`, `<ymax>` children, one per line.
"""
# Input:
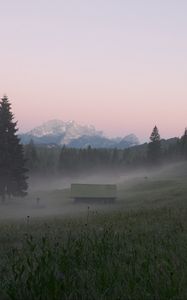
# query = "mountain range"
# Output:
<box><xmin>20</xmin><ymin>120</ymin><xmax>139</xmax><ymax>149</ymax></box>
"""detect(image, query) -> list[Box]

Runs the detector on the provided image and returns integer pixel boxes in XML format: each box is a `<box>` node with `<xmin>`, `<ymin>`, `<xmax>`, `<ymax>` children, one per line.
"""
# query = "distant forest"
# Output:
<box><xmin>24</xmin><ymin>127</ymin><xmax>187</xmax><ymax>176</ymax></box>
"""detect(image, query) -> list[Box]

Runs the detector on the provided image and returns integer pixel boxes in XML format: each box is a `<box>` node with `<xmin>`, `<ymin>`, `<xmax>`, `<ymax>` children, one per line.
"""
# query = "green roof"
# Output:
<box><xmin>71</xmin><ymin>184</ymin><xmax>117</xmax><ymax>198</ymax></box>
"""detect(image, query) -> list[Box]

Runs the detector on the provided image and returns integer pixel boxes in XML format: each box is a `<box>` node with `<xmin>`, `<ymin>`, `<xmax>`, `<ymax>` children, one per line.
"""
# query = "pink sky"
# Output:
<box><xmin>0</xmin><ymin>0</ymin><xmax>187</xmax><ymax>142</ymax></box>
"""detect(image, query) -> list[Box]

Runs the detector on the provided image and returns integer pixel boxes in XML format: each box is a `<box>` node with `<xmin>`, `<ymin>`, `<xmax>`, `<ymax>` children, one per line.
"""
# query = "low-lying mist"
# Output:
<box><xmin>0</xmin><ymin>161</ymin><xmax>186</xmax><ymax>222</ymax></box>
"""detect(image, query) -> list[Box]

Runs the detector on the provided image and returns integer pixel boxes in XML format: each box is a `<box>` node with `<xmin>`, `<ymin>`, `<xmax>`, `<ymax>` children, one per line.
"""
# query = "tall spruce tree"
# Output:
<box><xmin>147</xmin><ymin>126</ymin><xmax>161</xmax><ymax>164</ymax></box>
<box><xmin>180</xmin><ymin>128</ymin><xmax>187</xmax><ymax>158</ymax></box>
<box><xmin>0</xmin><ymin>95</ymin><xmax>28</xmax><ymax>202</ymax></box>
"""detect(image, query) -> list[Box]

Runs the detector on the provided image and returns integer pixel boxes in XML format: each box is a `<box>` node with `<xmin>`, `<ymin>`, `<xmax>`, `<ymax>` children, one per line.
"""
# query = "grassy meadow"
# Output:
<box><xmin>0</xmin><ymin>162</ymin><xmax>187</xmax><ymax>299</ymax></box>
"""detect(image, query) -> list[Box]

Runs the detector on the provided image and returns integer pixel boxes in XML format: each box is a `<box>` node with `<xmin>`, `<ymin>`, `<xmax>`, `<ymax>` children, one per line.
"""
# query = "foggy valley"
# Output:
<box><xmin>1</xmin><ymin>0</ymin><xmax>187</xmax><ymax>299</ymax></box>
<box><xmin>1</xmin><ymin>97</ymin><xmax>187</xmax><ymax>300</ymax></box>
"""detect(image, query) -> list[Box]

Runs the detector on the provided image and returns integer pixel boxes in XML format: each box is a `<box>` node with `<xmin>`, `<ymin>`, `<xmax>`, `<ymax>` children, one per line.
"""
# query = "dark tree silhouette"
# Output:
<box><xmin>180</xmin><ymin>128</ymin><xmax>187</xmax><ymax>158</ymax></box>
<box><xmin>24</xmin><ymin>139</ymin><xmax>39</xmax><ymax>172</ymax></box>
<box><xmin>147</xmin><ymin>126</ymin><xmax>161</xmax><ymax>164</ymax></box>
<box><xmin>0</xmin><ymin>95</ymin><xmax>28</xmax><ymax>202</ymax></box>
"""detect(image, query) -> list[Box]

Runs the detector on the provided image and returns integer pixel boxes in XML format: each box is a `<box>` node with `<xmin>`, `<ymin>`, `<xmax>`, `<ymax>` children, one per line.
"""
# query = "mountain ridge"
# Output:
<box><xmin>20</xmin><ymin>119</ymin><xmax>139</xmax><ymax>149</ymax></box>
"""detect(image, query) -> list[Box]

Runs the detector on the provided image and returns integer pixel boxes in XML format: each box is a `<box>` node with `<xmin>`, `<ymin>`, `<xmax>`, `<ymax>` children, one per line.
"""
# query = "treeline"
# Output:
<box><xmin>24</xmin><ymin>126</ymin><xmax>187</xmax><ymax>176</ymax></box>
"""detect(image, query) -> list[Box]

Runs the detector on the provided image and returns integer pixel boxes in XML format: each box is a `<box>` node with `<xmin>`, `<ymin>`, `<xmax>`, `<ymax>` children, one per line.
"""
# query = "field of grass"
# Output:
<box><xmin>0</xmin><ymin>162</ymin><xmax>187</xmax><ymax>299</ymax></box>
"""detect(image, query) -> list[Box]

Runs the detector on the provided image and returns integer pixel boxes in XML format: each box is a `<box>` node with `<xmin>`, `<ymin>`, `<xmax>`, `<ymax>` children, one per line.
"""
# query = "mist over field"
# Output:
<box><xmin>0</xmin><ymin>160</ymin><xmax>185</xmax><ymax>221</ymax></box>
<box><xmin>1</xmin><ymin>157</ymin><xmax>187</xmax><ymax>299</ymax></box>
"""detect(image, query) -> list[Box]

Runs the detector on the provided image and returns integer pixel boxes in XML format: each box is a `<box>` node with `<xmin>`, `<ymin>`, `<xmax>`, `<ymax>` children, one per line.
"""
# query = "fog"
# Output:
<box><xmin>0</xmin><ymin>162</ymin><xmax>184</xmax><ymax>222</ymax></box>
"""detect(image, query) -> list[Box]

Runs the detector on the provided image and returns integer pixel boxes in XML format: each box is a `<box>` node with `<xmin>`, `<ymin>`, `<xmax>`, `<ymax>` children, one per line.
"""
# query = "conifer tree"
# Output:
<box><xmin>58</xmin><ymin>145</ymin><xmax>69</xmax><ymax>174</ymax></box>
<box><xmin>180</xmin><ymin>128</ymin><xmax>187</xmax><ymax>158</ymax></box>
<box><xmin>147</xmin><ymin>126</ymin><xmax>161</xmax><ymax>164</ymax></box>
<box><xmin>0</xmin><ymin>95</ymin><xmax>28</xmax><ymax>202</ymax></box>
<box><xmin>24</xmin><ymin>139</ymin><xmax>39</xmax><ymax>172</ymax></box>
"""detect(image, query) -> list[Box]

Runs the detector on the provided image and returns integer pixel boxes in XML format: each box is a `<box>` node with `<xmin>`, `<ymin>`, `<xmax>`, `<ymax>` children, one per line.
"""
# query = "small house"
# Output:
<box><xmin>70</xmin><ymin>183</ymin><xmax>117</xmax><ymax>203</ymax></box>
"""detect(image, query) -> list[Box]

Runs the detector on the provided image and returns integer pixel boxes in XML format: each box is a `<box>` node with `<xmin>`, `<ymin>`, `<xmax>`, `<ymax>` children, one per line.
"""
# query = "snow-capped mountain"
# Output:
<box><xmin>20</xmin><ymin>120</ymin><xmax>139</xmax><ymax>149</ymax></box>
<box><xmin>28</xmin><ymin>119</ymin><xmax>69</xmax><ymax>137</ymax></box>
<box><xmin>21</xmin><ymin>120</ymin><xmax>103</xmax><ymax>145</ymax></box>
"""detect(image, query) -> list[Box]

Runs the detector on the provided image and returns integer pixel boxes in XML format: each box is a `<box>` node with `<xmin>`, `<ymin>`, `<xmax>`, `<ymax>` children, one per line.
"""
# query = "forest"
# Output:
<box><xmin>24</xmin><ymin>128</ymin><xmax>187</xmax><ymax>177</ymax></box>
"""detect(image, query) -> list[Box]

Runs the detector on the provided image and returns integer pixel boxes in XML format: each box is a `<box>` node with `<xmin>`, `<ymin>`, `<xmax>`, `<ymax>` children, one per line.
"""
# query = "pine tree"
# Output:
<box><xmin>58</xmin><ymin>145</ymin><xmax>69</xmax><ymax>174</ymax></box>
<box><xmin>147</xmin><ymin>126</ymin><xmax>161</xmax><ymax>164</ymax></box>
<box><xmin>0</xmin><ymin>95</ymin><xmax>28</xmax><ymax>202</ymax></box>
<box><xmin>180</xmin><ymin>128</ymin><xmax>187</xmax><ymax>158</ymax></box>
<box><xmin>111</xmin><ymin>148</ymin><xmax>118</xmax><ymax>165</ymax></box>
<box><xmin>24</xmin><ymin>139</ymin><xmax>39</xmax><ymax>172</ymax></box>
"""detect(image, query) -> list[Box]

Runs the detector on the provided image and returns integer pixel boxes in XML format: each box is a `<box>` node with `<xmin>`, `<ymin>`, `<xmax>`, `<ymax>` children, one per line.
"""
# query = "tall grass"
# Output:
<box><xmin>0</xmin><ymin>205</ymin><xmax>187</xmax><ymax>300</ymax></box>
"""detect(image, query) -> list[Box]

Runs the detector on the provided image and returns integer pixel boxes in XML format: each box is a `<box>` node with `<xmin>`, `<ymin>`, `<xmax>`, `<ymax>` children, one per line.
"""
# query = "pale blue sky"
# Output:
<box><xmin>0</xmin><ymin>0</ymin><xmax>187</xmax><ymax>141</ymax></box>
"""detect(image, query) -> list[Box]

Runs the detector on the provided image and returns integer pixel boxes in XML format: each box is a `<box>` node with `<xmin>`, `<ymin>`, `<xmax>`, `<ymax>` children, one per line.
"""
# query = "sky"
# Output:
<box><xmin>0</xmin><ymin>0</ymin><xmax>187</xmax><ymax>142</ymax></box>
